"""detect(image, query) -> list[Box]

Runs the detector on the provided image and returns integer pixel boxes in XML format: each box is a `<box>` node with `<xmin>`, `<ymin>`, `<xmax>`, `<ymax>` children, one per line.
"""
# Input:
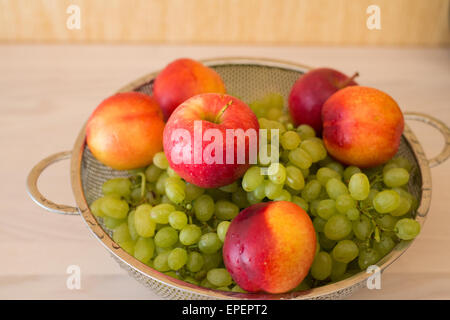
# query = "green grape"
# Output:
<box><xmin>281</xmin><ymin>131</ymin><xmax>301</xmax><ymax>150</ymax></box>
<box><xmin>186</xmin><ymin>251</ymin><xmax>204</xmax><ymax>272</ymax></box>
<box><xmin>310</xmin><ymin>199</ymin><xmax>321</xmax><ymax>217</ymax></box>
<box><xmin>319</xmin><ymin>234</ymin><xmax>337</xmax><ymax>251</ymax></box>
<box><xmin>219</xmin><ymin>182</ymin><xmax>238</xmax><ymax>193</ymax></box>
<box><xmin>326</xmin><ymin>178</ymin><xmax>348</xmax><ymax>200</ymax></box>
<box><xmin>392</xmin><ymin>156</ymin><xmax>413</xmax><ymax>172</ymax></box>
<box><xmin>134</xmin><ymin>237</ymin><xmax>155</xmax><ymax>263</ymax></box>
<box><xmin>203</xmin><ymin>252</ymin><xmax>223</xmax><ymax>271</ymax></box>
<box><xmin>104</xmin><ymin>216</ymin><xmax>125</xmax><ymax>229</ymax></box>
<box><xmin>120</xmin><ymin>240</ymin><xmax>135</xmax><ymax>255</ymax></box>
<box><xmin>198</xmin><ymin>233</ymin><xmax>222</xmax><ymax>254</ymax></box>
<box><xmin>194</xmin><ymin>194</ymin><xmax>215</xmax><ymax>222</ymax></box>
<box><xmin>376</xmin><ymin>214</ymin><xmax>398</xmax><ymax>231</ymax></box>
<box><xmin>232</xmin><ymin>188</ymin><xmax>250</xmax><ymax>208</ymax></box>
<box><xmin>300</xmin><ymin>139</ymin><xmax>327</xmax><ymax>163</ymax></box>
<box><xmin>292</xmin><ymin>196</ymin><xmax>309</xmax><ymax>212</ymax></box>
<box><xmin>373</xmin><ymin>190</ymin><xmax>400</xmax><ymax>213</ymax></box>
<box><xmin>300</xmin><ymin>167</ymin><xmax>310</xmax><ymax>179</ymax></box>
<box><xmin>373</xmin><ymin>233</ymin><xmax>396</xmax><ymax>257</ymax></box>
<box><xmin>268</xmin><ymin>163</ymin><xmax>287</xmax><ymax>185</ymax></box>
<box><xmin>216</xmin><ymin>286</ymin><xmax>231</xmax><ymax>292</ymax></box>
<box><xmin>113</xmin><ymin>222</ymin><xmax>132</xmax><ymax>244</ymax></box>
<box><xmin>317</xmin><ymin>199</ymin><xmax>336</xmax><ymax>220</ymax></box>
<box><xmin>155</xmin><ymin>172</ymin><xmax>169</xmax><ymax>194</ymax></box>
<box><xmin>332</xmin><ymin>240</ymin><xmax>359</xmax><ymax>263</ymax></box>
<box><xmin>301</xmin><ymin>179</ymin><xmax>322</xmax><ymax>201</ymax></box>
<box><xmin>335</xmin><ymin>194</ymin><xmax>356</xmax><ymax>214</ymax></box>
<box><xmin>215</xmin><ymin>200</ymin><xmax>239</xmax><ymax>220</ymax></box>
<box><xmin>127</xmin><ymin>210</ymin><xmax>139</xmax><ymax>241</ymax></box>
<box><xmin>324</xmin><ymin>214</ymin><xmax>352</xmax><ymax>240</ymax></box>
<box><xmin>153</xmin><ymin>151</ymin><xmax>169</xmax><ymax>169</ymax></box>
<box><xmin>326</xmin><ymin>162</ymin><xmax>344</xmax><ymax>176</ymax></box>
<box><xmin>145</xmin><ymin>164</ymin><xmax>162</xmax><ymax>183</ymax></box>
<box><xmin>288</xmin><ymin>147</ymin><xmax>312</xmax><ymax>169</ymax></box>
<box><xmin>343</xmin><ymin>166</ymin><xmax>361</xmax><ymax>183</ymax></box>
<box><xmin>394</xmin><ymin>218</ymin><xmax>420</xmax><ymax>240</ymax></box>
<box><xmin>184</xmin><ymin>277</ymin><xmax>199</xmax><ymax>286</ymax></box>
<box><xmin>232</xmin><ymin>285</ymin><xmax>247</xmax><ymax>293</ymax></box>
<box><xmin>207</xmin><ymin>268</ymin><xmax>233</xmax><ymax>287</ymax></box>
<box><xmin>217</xmin><ymin>221</ymin><xmax>231</xmax><ymax>242</ymax></box>
<box><xmin>168</xmin><ymin>247</ymin><xmax>188</xmax><ymax>270</ymax></box>
<box><xmin>102</xmin><ymin>178</ymin><xmax>131</xmax><ymax>197</ymax></box>
<box><xmin>390</xmin><ymin>196</ymin><xmax>412</xmax><ymax>217</ymax></box>
<box><xmin>280</xmin><ymin>149</ymin><xmax>290</xmax><ymax>163</ymax></box>
<box><xmin>311</xmin><ymin>251</ymin><xmax>332</xmax><ymax>280</ymax></box>
<box><xmin>362</xmin><ymin>188</ymin><xmax>379</xmax><ymax>208</ymax></box>
<box><xmin>247</xmin><ymin>191</ymin><xmax>261</xmax><ymax>205</ymax></box>
<box><xmin>265</xmin><ymin>180</ymin><xmax>284</xmax><ymax>200</ymax></box>
<box><xmin>90</xmin><ymin>198</ymin><xmax>105</xmax><ymax>217</ymax></box>
<box><xmin>348</xmin><ymin>173</ymin><xmax>370</xmax><ymax>200</ymax></box>
<box><xmin>207</xmin><ymin>188</ymin><xmax>231</xmax><ymax>201</ymax></box>
<box><xmin>154</xmin><ymin>226</ymin><xmax>178</xmax><ymax>248</ymax></box>
<box><xmin>317</xmin><ymin>167</ymin><xmax>341</xmax><ymax>186</ymax></box>
<box><xmin>274</xmin><ymin>189</ymin><xmax>292</xmax><ymax>201</ymax></box>
<box><xmin>153</xmin><ymin>252</ymin><xmax>170</xmax><ymax>272</ymax></box>
<box><xmin>285</xmin><ymin>165</ymin><xmax>305</xmax><ymax>191</ymax></box>
<box><xmin>130</xmin><ymin>187</ymin><xmax>143</xmax><ymax>202</ymax></box>
<box><xmin>150</xmin><ymin>203</ymin><xmax>175</xmax><ymax>224</ymax></box>
<box><xmin>135</xmin><ymin>204</ymin><xmax>156</xmax><ymax>237</ymax></box>
<box><xmin>168</xmin><ymin>211</ymin><xmax>188</xmax><ymax>230</ymax></box>
<box><xmin>165</xmin><ymin>177</ymin><xmax>186</xmax><ymax>204</ymax></box>
<box><xmin>263</xmin><ymin>92</ymin><xmax>284</xmax><ymax>109</ymax></box>
<box><xmin>242</xmin><ymin>166</ymin><xmax>264</xmax><ymax>192</ymax></box>
<box><xmin>352</xmin><ymin>215</ymin><xmax>373</xmax><ymax>240</ymax></box>
<box><xmin>179</xmin><ymin>225</ymin><xmax>202</xmax><ymax>245</ymax></box>
<box><xmin>382</xmin><ymin>161</ymin><xmax>398</xmax><ymax>174</ymax></box>
<box><xmin>100</xmin><ymin>196</ymin><xmax>129</xmax><ymax>219</ymax></box>
<box><xmin>296</xmin><ymin>124</ymin><xmax>316</xmax><ymax>140</ymax></box>
<box><xmin>358</xmin><ymin>248</ymin><xmax>381</xmax><ymax>270</ymax></box>
<box><xmin>313</xmin><ymin>216</ymin><xmax>327</xmax><ymax>233</ymax></box>
<box><xmin>166</xmin><ymin>167</ymin><xmax>180</xmax><ymax>178</ymax></box>
<box><xmin>252</xmin><ymin>182</ymin><xmax>266</xmax><ymax>201</ymax></box>
<box><xmin>266</xmin><ymin>108</ymin><xmax>282</xmax><ymax>121</ymax></box>
<box><xmin>185</xmin><ymin>183</ymin><xmax>204</xmax><ymax>201</ymax></box>
<box><xmin>258</xmin><ymin>143</ymin><xmax>277</xmax><ymax>166</ymax></box>
<box><xmin>330</xmin><ymin>260</ymin><xmax>348</xmax><ymax>282</ymax></box>
<box><xmin>383</xmin><ymin>168</ymin><xmax>410</xmax><ymax>188</ymax></box>
<box><xmin>200</xmin><ymin>278</ymin><xmax>216</xmax><ymax>289</ymax></box>
<box><xmin>345</xmin><ymin>208</ymin><xmax>360</xmax><ymax>221</ymax></box>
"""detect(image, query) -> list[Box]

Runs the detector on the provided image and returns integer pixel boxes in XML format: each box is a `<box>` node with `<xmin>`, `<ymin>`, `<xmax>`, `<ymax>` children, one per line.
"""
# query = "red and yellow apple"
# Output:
<box><xmin>322</xmin><ymin>86</ymin><xmax>404</xmax><ymax>168</ymax></box>
<box><xmin>153</xmin><ymin>58</ymin><xmax>226</xmax><ymax>120</ymax></box>
<box><xmin>163</xmin><ymin>93</ymin><xmax>259</xmax><ymax>188</ymax></box>
<box><xmin>86</xmin><ymin>92</ymin><xmax>165</xmax><ymax>170</ymax></box>
<box><xmin>288</xmin><ymin>68</ymin><xmax>358</xmax><ymax>134</ymax></box>
<box><xmin>223</xmin><ymin>201</ymin><xmax>316</xmax><ymax>294</ymax></box>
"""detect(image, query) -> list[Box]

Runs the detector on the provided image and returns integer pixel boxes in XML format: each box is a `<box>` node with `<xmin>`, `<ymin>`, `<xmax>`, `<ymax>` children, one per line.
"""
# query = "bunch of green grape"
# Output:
<box><xmin>90</xmin><ymin>92</ymin><xmax>421</xmax><ymax>293</ymax></box>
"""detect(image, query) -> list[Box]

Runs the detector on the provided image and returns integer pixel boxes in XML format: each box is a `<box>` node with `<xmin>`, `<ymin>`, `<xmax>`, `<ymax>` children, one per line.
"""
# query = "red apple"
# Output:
<box><xmin>163</xmin><ymin>93</ymin><xmax>259</xmax><ymax>188</ymax></box>
<box><xmin>153</xmin><ymin>58</ymin><xmax>226</xmax><ymax>121</ymax></box>
<box><xmin>86</xmin><ymin>92</ymin><xmax>165</xmax><ymax>170</ymax></box>
<box><xmin>223</xmin><ymin>201</ymin><xmax>316</xmax><ymax>294</ymax></box>
<box><xmin>322</xmin><ymin>86</ymin><xmax>404</xmax><ymax>168</ymax></box>
<box><xmin>288</xmin><ymin>68</ymin><xmax>358</xmax><ymax>134</ymax></box>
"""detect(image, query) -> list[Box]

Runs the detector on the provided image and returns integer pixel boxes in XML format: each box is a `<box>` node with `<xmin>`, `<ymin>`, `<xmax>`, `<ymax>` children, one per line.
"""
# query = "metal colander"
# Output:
<box><xmin>27</xmin><ymin>58</ymin><xmax>450</xmax><ymax>299</ymax></box>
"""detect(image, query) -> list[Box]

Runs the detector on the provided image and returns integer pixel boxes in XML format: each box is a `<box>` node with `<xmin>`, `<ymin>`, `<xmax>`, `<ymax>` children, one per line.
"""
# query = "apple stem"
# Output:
<box><xmin>214</xmin><ymin>100</ymin><xmax>233</xmax><ymax>123</ymax></box>
<box><xmin>338</xmin><ymin>72</ymin><xmax>359</xmax><ymax>89</ymax></box>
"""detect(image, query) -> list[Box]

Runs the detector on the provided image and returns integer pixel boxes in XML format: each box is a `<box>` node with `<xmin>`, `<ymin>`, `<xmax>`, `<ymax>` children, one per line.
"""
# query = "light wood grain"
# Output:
<box><xmin>0</xmin><ymin>0</ymin><xmax>449</xmax><ymax>45</ymax></box>
<box><xmin>0</xmin><ymin>44</ymin><xmax>449</xmax><ymax>299</ymax></box>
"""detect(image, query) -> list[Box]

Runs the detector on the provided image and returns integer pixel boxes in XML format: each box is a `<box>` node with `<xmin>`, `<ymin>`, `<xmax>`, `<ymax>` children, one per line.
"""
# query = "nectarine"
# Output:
<box><xmin>223</xmin><ymin>201</ymin><xmax>316</xmax><ymax>293</ymax></box>
<box><xmin>86</xmin><ymin>92</ymin><xmax>165</xmax><ymax>170</ymax></box>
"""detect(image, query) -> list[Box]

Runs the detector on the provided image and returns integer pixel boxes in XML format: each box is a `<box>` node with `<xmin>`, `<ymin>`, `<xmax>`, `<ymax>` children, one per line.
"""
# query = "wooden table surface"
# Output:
<box><xmin>1</xmin><ymin>44</ymin><xmax>449</xmax><ymax>300</ymax></box>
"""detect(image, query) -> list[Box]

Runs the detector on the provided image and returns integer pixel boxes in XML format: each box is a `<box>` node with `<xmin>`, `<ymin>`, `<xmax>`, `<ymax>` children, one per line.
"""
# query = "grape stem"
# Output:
<box><xmin>138</xmin><ymin>172</ymin><xmax>146</xmax><ymax>199</ymax></box>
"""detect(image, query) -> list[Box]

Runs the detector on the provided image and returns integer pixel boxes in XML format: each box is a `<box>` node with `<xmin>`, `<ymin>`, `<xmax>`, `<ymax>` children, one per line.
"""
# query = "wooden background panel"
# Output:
<box><xmin>0</xmin><ymin>0</ymin><xmax>449</xmax><ymax>45</ymax></box>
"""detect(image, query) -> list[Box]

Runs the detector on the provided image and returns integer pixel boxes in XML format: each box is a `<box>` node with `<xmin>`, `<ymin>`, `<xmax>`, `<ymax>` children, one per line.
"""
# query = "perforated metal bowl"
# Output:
<box><xmin>27</xmin><ymin>58</ymin><xmax>450</xmax><ymax>299</ymax></box>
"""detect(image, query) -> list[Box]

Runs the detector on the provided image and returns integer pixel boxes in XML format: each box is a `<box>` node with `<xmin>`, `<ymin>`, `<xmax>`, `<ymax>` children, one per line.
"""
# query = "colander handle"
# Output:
<box><xmin>27</xmin><ymin>151</ymin><xmax>79</xmax><ymax>215</ymax></box>
<box><xmin>404</xmin><ymin>112</ymin><xmax>450</xmax><ymax>168</ymax></box>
